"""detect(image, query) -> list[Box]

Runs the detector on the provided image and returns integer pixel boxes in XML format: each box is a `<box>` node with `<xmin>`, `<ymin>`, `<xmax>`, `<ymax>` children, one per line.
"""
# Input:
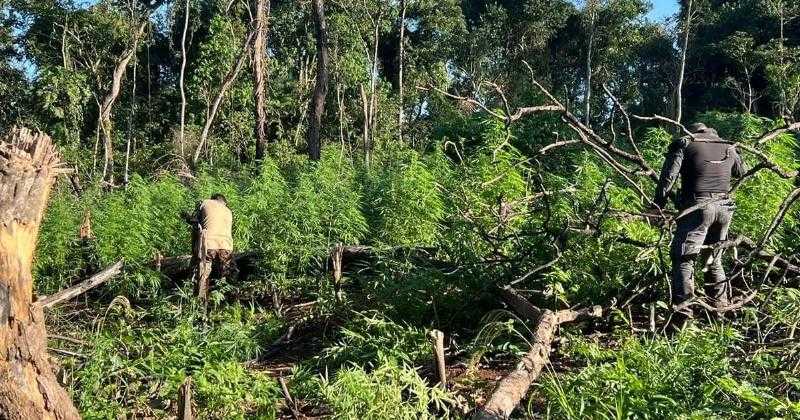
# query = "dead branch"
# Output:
<box><xmin>47</xmin><ymin>348</ymin><xmax>87</xmax><ymax>359</ymax></box>
<box><xmin>756</xmin><ymin>121</ymin><xmax>800</xmax><ymax>145</ymax></box>
<box><xmin>473</xmin><ymin>291</ymin><xmax>602</xmax><ymax>420</ymax></box>
<box><xmin>178</xmin><ymin>377</ymin><xmax>194</xmax><ymax>420</ymax></box>
<box><xmin>36</xmin><ymin>260</ymin><xmax>124</xmax><ymax>308</ymax></box>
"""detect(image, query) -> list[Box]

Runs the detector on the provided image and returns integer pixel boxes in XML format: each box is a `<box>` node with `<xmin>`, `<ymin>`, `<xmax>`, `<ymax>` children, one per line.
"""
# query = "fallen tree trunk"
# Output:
<box><xmin>151</xmin><ymin>245</ymin><xmax>415</xmax><ymax>280</ymax></box>
<box><xmin>473</xmin><ymin>290</ymin><xmax>602</xmax><ymax>420</ymax></box>
<box><xmin>36</xmin><ymin>260</ymin><xmax>123</xmax><ymax>308</ymax></box>
<box><xmin>0</xmin><ymin>127</ymin><xmax>80</xmax><ymax>419</ymax></box>
<box><xmin>154</xmin><ymin>251</ymin><xmax>259</xmax><ymax>280</ymax></box>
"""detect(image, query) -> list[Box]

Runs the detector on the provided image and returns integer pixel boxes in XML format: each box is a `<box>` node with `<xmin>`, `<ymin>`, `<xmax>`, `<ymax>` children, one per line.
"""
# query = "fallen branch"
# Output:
<box><xmin>473</xmin><ymin>289</ymin><xmax>602</xmax><ymax>419</ymax></box>
<box><xmin>47</xmin><ymin>348</ymin><xmax>87</xmax><ymax>359</ymax></box>
<box><xmin>278</xmin><ymin>376</ymin><xmax>301</xmax><ymax>419</ymax></box>
<box><xmin>756</xmin><ymin>121</ymin><xmax>800</xmax><ymax>145</ymax></box>
<box><xmin>36</xmin><ymin>260</ymin><xmax>123</xmax><ymax>308</ymax></box>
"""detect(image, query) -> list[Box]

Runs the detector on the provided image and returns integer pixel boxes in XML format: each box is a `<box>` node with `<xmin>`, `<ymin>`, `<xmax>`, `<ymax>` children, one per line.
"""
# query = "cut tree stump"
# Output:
<box><xmin>0</xmin><ymin>127</ymin><xmax>80</xmax><ymax>419</ymax></box>
<box><xmin>472</xmin><ymin>289</ymin><xmax>602</xmax><ymax>420</ymax></box>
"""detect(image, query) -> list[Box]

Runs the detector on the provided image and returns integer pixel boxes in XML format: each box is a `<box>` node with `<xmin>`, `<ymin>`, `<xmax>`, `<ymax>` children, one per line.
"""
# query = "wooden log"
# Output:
<box><xmin>36</xmin><ymin>260</ymin><xmax>123</xmax><ymax>308</ymax></box>
<box><xmin>154</xmin><ymin>252</ymin><xmax>257</xmax><ymax>280</ymax></box>
<box><xmin>0</xmin><ymin>127</ymin><xmax>80</xmax><ymax>419</ymax></box>
<box><xmin>472</xmin><ymin>288</ymin><xmax>602</xmax><ymax>420</ymax></box>
<box><xmin>498</xmin><ymin>286</ymin><xmax>541</xmax><ymax>322</ymax></box>
<box><xmin>429</xmin><ymin>329</ymin><xmax>447</xmax><ymax>389</ymax></box>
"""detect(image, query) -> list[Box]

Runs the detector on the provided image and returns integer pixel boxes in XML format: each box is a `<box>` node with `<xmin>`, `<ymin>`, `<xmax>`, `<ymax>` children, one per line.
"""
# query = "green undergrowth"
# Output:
<box><xmin>538</xmin><ymin>324</ymin><xmax>800</xmax><ymax>419</ymax></box>
<box><xmin>63</xmin><ymin>301</ymin><xmax>284</xmax><ymax>418</ymax></box>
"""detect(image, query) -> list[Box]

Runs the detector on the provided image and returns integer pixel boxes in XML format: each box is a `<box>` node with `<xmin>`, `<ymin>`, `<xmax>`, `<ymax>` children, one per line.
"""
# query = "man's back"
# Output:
<box><xmin>199</xmin><ymin>199</ymin><xmax>233</xmax><ymax>251</ymax></box>
<box><xmin>680</xmin><ymin>130</ymin><xmax>741</xmax><ymax>195</ymax></box>
<box><xmin>654</xmin><ymin>126</ymin><xmax>746</xmax><ymax>208</ymax></box>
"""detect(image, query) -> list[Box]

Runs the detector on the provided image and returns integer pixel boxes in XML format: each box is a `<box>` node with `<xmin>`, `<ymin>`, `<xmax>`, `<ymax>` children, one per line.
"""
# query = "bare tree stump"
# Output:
<box><xmin>0</xmin><ymin>127</ymin><xmax>80</xmax><ymax>419</ymax></box>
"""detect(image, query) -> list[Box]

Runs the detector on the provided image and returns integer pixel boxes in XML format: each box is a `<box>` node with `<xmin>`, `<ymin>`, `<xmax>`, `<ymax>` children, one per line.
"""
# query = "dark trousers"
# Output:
<box><xmin>195</xmin><ymin>249</ymin><xmax>237</xmax><ymax>304</ymax></box>
<box><xmin>670</xmin><ymin>198</ymin><xmax>734</xmax><ymax>307</ymax></box>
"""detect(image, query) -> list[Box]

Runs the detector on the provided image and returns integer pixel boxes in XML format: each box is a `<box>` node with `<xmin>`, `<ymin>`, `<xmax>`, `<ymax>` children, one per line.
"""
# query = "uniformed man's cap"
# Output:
<box><xmin>688</xmin><ymin>122</ymin><xmax>708</xmax><ymax>133</ymax></box>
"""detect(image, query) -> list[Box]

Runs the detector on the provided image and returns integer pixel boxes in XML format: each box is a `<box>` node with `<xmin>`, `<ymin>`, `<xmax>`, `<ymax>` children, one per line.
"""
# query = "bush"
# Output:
<box><xmin>538</xmin><ymin>326</ymin><xmax>800</xmax><ymax>418</ymax></box>
<box><xmin>320</xmin><ymin>357</ymin><xmax>454</xmax><ymax>419</ymax></box>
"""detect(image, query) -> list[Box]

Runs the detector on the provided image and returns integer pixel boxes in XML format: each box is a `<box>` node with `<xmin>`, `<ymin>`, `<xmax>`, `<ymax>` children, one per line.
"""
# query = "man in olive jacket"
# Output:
<box><xmin>185</xmin><ymin>193</ymin><xmax>237</xmax><ymax>306</ymax></box>
<box><xmin>654</xmin><ymin>123</ymin><xmax>746</xmax><ymax>314</ymax></box>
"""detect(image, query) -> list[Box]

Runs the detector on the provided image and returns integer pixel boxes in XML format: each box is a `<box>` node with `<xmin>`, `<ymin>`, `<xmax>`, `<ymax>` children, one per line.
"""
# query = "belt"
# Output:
<box><xmin>691</xmin><ymin>192</ymin><xmax>729</xmax><ymax>199</ymax></box>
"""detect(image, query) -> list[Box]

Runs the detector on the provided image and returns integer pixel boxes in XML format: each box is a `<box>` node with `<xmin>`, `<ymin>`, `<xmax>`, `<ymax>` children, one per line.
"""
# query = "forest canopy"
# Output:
<box><xmin>1</xmin><ymin>0</ymin><xmax>799</xmax><ymax>418</ymax></box>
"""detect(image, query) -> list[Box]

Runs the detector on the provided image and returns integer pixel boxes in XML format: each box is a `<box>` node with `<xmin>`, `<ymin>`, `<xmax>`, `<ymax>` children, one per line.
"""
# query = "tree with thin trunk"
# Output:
<box><xmin>251</xmin><ymin>0</ymin><xmax>271</xmax><ymax>161</ymax></box>
<box><xmin>675</xmin><ymin>0</ymin><xmax>693</xmax><ymax>125</ymax></box>
<box><xmin>367</xmin><ymin>7</ymin><xmax>382</xmax><ymax>160</ymax></box>
<box><xmin>398</xmin><ymin>0</ymin><xmax>407</xmax><ymax>143</ymax></box>
<box><xmin>179</xmin><ymin>0</ymin><xmax>190</xmax><ymax>157</ymax></box>
<box><xmin>308</xmin><ymin>0</ymin><xmax>329</xmax><ymax>161</ymax></box>
<box><xmin>0</xmin><ymin>127</ymin><xmax>80</xmax><ymax>420</ymax></box>
<box><xmin>193</xmin><ymin>31</ymin><xmax>255</xmax><ymax>165</ymax></box>
<box><xmin>99</xmin><ymin>20</ymin><xmax>147</xmax><ymax>184</ymax></box>
<box><xmin>582</xmin><ymin>0</ymin><xmax>598</xmax><ymax>127</ymax></box>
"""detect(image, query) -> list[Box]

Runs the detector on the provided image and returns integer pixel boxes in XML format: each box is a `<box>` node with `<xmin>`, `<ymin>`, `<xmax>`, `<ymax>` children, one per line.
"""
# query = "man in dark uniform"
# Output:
<box><xmin>653</xmin><ymin>123</ymin><xmax>746</xmax><ymax>314</ymax></box>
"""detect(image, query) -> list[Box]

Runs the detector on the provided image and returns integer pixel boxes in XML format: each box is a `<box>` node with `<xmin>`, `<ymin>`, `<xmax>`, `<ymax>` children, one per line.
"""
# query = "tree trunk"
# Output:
<box><xmin>0</xmin><ymin>127</ymin><xmax>80</xmax><ymax>419</ymax></box>
<box><xmin>398</xmin><ymin>0</ymin><xmax>407</xmax><ymax>143</ymax></box>
<box><xmin>584</xmin><ymin>34</ymin><xmax>593</xmax><ymax>126</ymax></box>
<box><xmin>368</xmin><ymin>12</ymin><xmax>381</xmax><ymax>154</ymax></box>
<box><xmin>675</xmin><ymin>0</ymin><xmax>693</xmax><ymax>125</ymax></box>
<box><xmin>472</xmin><ymin>301</ymin><xmax>602</xmax><ymax>420</ymax></box>
<box><xmin>99</xmin><ymin>21</ymin><xmax>146</xmax><ymax>184</ymax></box>
<box><xmin>179</xmin><ymin>0</ymin><xmax>190</xmax><ymax>157</ymax></box>
<box><xmin>308</xmin><ymin>0</ymin><xmax>330</xmax><ymax>161</ymax></box>
<box><xmin>251</xmin><ymin>0</ymin><xmax>271</xmax><ymax>161</ymax></box>
<box><xmin>193</xmin><ymin>31</ymin><xmax>255</xmax><ymax>165</ymax></box>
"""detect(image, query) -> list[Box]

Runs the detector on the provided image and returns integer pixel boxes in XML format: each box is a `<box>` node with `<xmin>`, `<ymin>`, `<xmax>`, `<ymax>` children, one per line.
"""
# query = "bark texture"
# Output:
<box><xmin>251</xmin><ymin>0</ymin><xmax>271</xmax><ymax>161</ymax></box>
<box><xmin>472</xmin><ymin>292</ymin><xmax>602</xmax><ymax>420</ymax></box>
<box><xmin>0</xmin><ymin>127</ymin><xmax>80</xmax><ymax>420</ymax></box>
<box><xmin>308</xmin><ymin>0</ymin><xmax>329</xmax><ymax>161</ymax></box>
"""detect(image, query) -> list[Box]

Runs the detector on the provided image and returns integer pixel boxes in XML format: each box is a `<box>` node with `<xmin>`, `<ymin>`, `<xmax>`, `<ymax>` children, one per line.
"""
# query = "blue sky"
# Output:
<box><xmin>648</xmin><ymin>0</ymin><xmax>679</xmax><ymax>21</ymax></box>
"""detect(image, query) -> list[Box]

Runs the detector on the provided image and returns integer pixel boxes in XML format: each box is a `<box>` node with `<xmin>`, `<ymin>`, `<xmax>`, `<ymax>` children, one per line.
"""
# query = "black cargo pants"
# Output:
<box><xmin>670</xmin><ymin>194</ymin><xmax>734</xmax><ymax>307</ymax></box>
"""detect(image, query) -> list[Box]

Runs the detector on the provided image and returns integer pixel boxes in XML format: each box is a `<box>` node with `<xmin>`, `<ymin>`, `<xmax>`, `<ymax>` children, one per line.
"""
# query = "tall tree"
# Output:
<box><xmin>675</xmin><ymin>0</ymin><xmax>694</xmax><ymax>124</ymax></box>
<box><xmin>179</xmin><ymin>0</ymin><xmax>190</xmax><ymax>157</ymax></box>
<box><xmin>192</xmin><ymin>31</ymin><xmax>254</xmax><ymax>165</ymax></box>
<box><xmin>397</xmin><ymin>0</ymin><xmax>407</xmax><ymax>143</ymax></box>
<box><xmin>251</xmin><ymin>0</ymin><xmax>271</xmax><ymax>160</ymax></box>
<box><xmin>99</xmin><ymin>19</ymin><xmax>147</xmax><ymax>184</ymax></box>
<box><xmin>308</xmin><ymin>0</ymin><xmax>329</xmax><ymax>161</ymax></box>
<box><xmin>582</xmin><ymin>0</ymin><xmax>599</xmax><ymax>126</ymax></box>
